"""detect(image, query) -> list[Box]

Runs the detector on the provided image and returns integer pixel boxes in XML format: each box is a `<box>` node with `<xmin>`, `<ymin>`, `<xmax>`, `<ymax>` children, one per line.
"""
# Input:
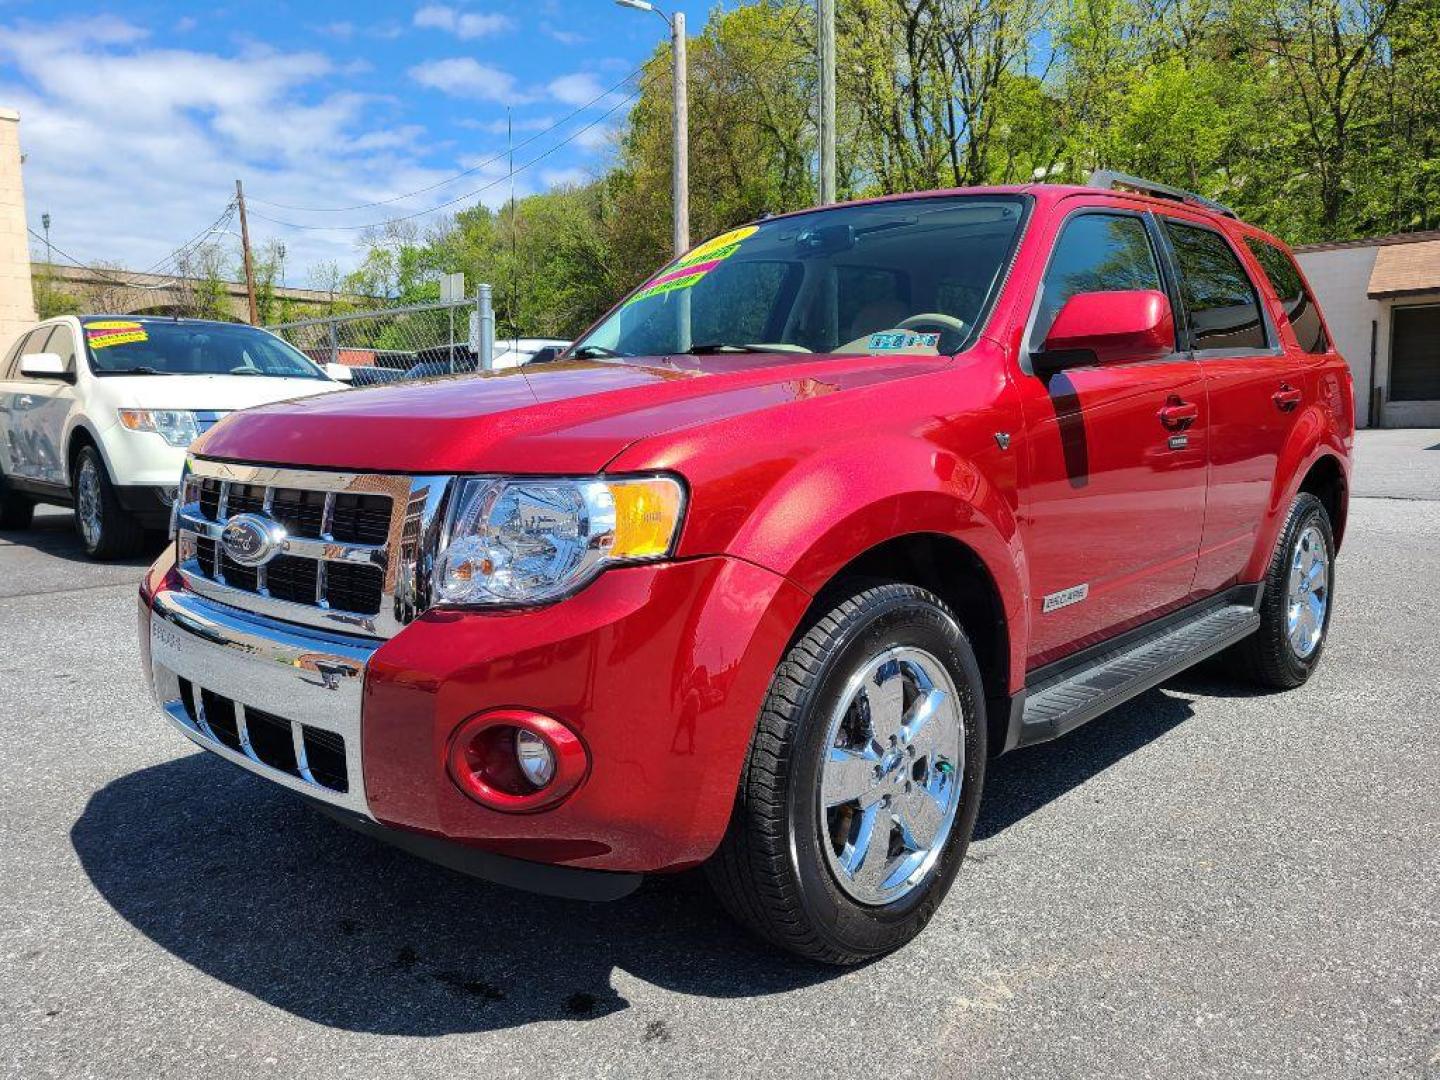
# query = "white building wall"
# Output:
<box><xmin>0</xmin><ymin>108</ymin><xmax>37</xmax><ymax>354</ymax></box>
<box><xmin>1295</xmin><ymin>245</ymin><xmax>1383</xmax><ymax>428</ymax></box>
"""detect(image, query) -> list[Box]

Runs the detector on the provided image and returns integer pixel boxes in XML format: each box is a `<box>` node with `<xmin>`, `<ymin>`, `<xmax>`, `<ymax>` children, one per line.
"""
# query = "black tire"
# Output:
<box><xmin>1228</xmin><ymin>492</ymin><xmax>1335</xmax><ymax>689</ymax></box>
<box><xmin>0</xmin><ymin>471</ymin><xmax>34</xmax><ymax>529</ymax></box>
<box><xmin>71</xmin><ymin>445</ymin><xmax>146</xmax><ymax>560</ymax></box>
<box><xmin>706</xmin><ymin>583</ymin><xmax>987</xmax><ymax>965</ymax></box>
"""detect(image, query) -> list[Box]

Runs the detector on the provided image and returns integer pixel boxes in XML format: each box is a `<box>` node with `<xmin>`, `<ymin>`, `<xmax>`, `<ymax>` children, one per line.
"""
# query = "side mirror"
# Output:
<box><xmin>324</xmin><ymin>362</ymin><xmax>353</xmax><ymax>383</ymax></box>
<box><xmin>1034</xmin><ymin>290</ymin><xmax>1175</xmax><ymax>375</ymax></box>
<box><xmin>526</xmin><ymin>346</ymin><xmax>562</xmax><ymax>365</ymax></box>
<box><xmin>20</xmin><ymin>352</ymin><xmax>70</xmax><ymax>380</ymax></box>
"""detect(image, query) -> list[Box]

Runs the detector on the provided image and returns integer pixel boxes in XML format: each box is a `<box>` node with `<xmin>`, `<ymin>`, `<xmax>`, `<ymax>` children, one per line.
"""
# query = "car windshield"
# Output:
<box><xmin>571</xmin><ymin>195</ymin><xmax>1026</xmax><ymax>359</ymax></box>
<box><xmin>82</xmin><ymin>319</ymin><xmax>327</xmax><ymax>379</ymax></box>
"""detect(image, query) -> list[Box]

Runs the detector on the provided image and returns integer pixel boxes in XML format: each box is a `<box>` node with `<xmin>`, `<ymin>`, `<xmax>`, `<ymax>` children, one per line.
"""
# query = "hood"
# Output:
<box><xmin>90</xmin><ymin>373</ymin><xmax>341</xmax><ymax>415</ymax></box>
<box><xmin>191</xmin><ymin>352</ymin><xmax>951</xmax><ymax>474</ymax></box>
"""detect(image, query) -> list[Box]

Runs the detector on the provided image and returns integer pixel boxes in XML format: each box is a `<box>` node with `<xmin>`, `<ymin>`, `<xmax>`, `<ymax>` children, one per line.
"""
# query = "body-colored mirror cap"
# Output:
<box><xmin>1041</xmin><ymin>289</ymin><xmax>1174</xmax><ymax>366</ymax></box>
<box><xmin>19</xmin><ymin>351</ymin><xmax>67</xmax><ymax>377</ymax></box>
<box><xmin>324</xmin><ymin>362</ymin><xmax>353</xmax><ymax>383</ymax></box>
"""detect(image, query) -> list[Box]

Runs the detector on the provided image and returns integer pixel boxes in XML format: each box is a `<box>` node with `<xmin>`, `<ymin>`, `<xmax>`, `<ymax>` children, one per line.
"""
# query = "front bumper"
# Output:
<box><xmin>141</xmin><ymin>553</ymin><xmax>811</xmax><ymax>878</ymax></box>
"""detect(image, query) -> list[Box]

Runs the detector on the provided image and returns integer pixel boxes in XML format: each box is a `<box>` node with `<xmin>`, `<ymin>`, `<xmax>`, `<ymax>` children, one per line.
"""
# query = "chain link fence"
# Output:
<box><xmin>267</xmin><ymin>295</ymin><xmax>494</xmax><ymax>385</ymax></box>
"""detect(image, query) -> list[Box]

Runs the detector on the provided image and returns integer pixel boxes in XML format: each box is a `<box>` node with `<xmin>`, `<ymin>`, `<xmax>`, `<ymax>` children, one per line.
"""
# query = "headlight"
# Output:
<box><xmin>118</xmin><ymin>409</ymin><xmax>200</xmax><ymax>448</ymax></box>
<box><xmin>434</xmin><ymin>475</ymin><xmax>685</xmax><ymax>606</ymax></box>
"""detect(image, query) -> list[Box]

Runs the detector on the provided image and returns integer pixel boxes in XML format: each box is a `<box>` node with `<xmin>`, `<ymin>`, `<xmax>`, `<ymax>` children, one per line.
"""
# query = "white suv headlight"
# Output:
<box><xmin>434</xmin><ymin>475</ymin><xmax>685</xmax><ymax>606</ymax></box>
<box><xmin>118</xmin><ymin>409</ymin><xmax>200</xmax><ymax>447</ymax></box>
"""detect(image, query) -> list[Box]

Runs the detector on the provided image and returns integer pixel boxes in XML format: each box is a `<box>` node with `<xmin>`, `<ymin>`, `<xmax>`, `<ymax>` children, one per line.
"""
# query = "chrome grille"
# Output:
<box><xmin>175</xmin><ymin>458</ymin><xmax>452</xmax><ymax>638</ymax></box>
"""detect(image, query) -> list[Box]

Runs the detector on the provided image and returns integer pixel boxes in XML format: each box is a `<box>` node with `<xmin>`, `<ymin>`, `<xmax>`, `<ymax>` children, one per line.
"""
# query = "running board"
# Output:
<box><xmin>1015</xmin><ymin>603</ymin><xmax>1260</xmax><ymax>748</ymax></box>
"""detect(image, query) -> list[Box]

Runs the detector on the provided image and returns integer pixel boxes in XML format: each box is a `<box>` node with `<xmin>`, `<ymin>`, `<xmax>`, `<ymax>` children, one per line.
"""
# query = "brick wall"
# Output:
<box><xmin>0</xmin><ymin>108</ymin><xmax>37</xmax><ymax>354</ymax></box>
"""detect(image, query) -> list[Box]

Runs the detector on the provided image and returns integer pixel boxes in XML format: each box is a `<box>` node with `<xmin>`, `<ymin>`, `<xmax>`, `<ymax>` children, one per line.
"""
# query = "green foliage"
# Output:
<box><xmin>341</xmin><ymin>0</ymin><xmax>1437</xmax><ymax>334</ymax></box>
<box><xmin>32</xmin><ymin>268</ymin><xmax>83</xmax><ymax>319</ymax></box>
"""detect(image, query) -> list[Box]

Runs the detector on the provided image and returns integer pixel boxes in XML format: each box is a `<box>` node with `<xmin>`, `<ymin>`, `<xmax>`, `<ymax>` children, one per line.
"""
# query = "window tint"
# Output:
<box><xmin>1244</xmin><ymin>237</ymin><xmax>1328</xmax><ymax>354</ymax></box>
<box><xmin>1164</xmin><ymin>222</ymin><xmax>1268</xmax><ymax>351</ymax></box>
<box><xmin>1032</xmin><ymin>213</ymin><xmax>1165</xmax><ymax>350</ymax></box>
<box><xmin>0</xmin><ymin>335</ymin><xmax>22</xmax><ymax>379</ymax></box>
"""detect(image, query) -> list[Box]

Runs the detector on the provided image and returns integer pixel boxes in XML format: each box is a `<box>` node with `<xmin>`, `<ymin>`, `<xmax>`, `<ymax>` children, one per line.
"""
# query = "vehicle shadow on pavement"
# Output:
<box><xmin>71</xmin><ymin>753</ymin><xmax>842</xmax><ymax>1035</ymax></box>
<box><xmin>974</xmin><ymin>687</ymin><xmax>1196</xmax><ymax>841</ymax></box>
<box><xmin>1</xmin><ymin>508</ymin><xmax>163</xmax><ymax>568</ymax></box>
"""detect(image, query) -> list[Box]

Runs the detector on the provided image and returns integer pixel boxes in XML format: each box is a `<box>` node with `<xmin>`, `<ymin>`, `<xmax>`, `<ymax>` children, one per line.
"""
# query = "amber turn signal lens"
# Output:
<box><xmin>607</xmin><ymin>476</ymin><xmax>684</xmax><ymax>560</ymax></box>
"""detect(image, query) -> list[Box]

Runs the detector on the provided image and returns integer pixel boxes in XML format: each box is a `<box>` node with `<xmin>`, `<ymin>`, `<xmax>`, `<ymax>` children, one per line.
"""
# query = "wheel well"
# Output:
<box><xmin>1299</xmin><ymin>454</ymin><xmax>1347</xmax><ymax>549</ymax></box>
<box><xmin>813</xmin><ymin>533</ymin><xmax>1011</xmax><ymax>753</ymax></box>
<box><xmin>66</xmin><ymin>427</ymin><xmax>97</xmax><ymax>488</ymax></box>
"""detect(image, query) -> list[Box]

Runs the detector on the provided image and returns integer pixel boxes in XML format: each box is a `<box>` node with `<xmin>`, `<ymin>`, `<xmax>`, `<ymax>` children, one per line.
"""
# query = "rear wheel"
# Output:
<box><xmin>1230</xmin><ymin>492</ymin><xmax>1335</xmax><ymax>688</ymax></box>
<box><xmin>706</xmin><ymin>583</ymin><xmax>986</xmax><ymax>965</ymax></box>
<box><xmin>72</xmin><ymin>446</ymin><xmax>146</xmax><ymax>560</ymax></box>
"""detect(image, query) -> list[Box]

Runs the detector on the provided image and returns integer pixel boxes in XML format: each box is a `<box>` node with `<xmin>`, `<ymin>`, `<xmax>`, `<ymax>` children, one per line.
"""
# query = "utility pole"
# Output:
<box><xmin>615</xmin><ymin>1</ymin><xmax>688</xmax><ymax>256</ymax></box>
<box><xmin>234</xmin><ymin>179</ymin><xmax>260</xmax><ymax>325</ymax></box>
<box><xmin>818</xmin><ymin>0</ymin><xmax>836</xmax><ymax>204</ymax></box>
<box><xmin>671</xmin><ymin>11</ymin><xmax>689</xmax><ymax>255</ymax></box>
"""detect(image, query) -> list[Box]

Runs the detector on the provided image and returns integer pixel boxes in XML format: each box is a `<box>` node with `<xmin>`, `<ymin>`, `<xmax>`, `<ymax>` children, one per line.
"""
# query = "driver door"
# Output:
<box><xmin>8</xmin><ymin>325</ymin><xmax>78</xmax><ymax>486</ymax></box>
<box><xmin>1015</xmin><ymin>209</ymin><xmax>1209</xmax><ymax>669</ymax></box>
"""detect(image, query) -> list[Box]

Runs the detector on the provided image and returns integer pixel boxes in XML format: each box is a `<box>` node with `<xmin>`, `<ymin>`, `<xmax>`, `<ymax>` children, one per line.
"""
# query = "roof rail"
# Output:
<box><xmin>1086</xmin><ymin>170</ymin><xmax>1237</xmax><ymax>218</ymax></box>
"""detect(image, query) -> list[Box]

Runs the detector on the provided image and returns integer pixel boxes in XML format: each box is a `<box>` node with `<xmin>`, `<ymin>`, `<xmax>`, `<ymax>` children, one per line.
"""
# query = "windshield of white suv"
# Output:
<box><xmin>570</xmin><ymin>195</ymin><xmax>1026</xmax><ymax>360</ymax></box>
<box><xmin>82</xmin><ymin>318</ymin><xmax>327</xmax><ymax>379</ymax></box>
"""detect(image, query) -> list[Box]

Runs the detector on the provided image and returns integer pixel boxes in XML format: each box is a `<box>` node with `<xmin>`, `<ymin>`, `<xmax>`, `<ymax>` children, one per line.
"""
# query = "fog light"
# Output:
<box><xmin>515</xmin><ymin>728</ymin><xmax>556</xmax><ymax>787</ymax></box>
<box><xmin>446</xmin><ymin>709</ymin><xmax>588</xmax><ymax>813</ymax></box>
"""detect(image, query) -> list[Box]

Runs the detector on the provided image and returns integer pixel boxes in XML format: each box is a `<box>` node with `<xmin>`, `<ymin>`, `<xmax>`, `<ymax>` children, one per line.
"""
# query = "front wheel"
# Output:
<box><xmin>706</xmin><ymin>583</ymin><xmax>987</xmax><ymax>965</ymax></box>
<box><xmin>1230</xmin><ymin>491</ymin><xmax>1335</xmax><ymax>688</ymax></box>
<box><xmin>72</xmin><ymin>446</ymin><xmax>146</xmax><ymax>560</ymax></box>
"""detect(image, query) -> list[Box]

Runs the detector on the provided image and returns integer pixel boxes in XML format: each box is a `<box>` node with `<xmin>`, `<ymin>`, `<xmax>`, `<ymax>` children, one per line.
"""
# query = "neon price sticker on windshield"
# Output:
<box><xmin>868</xmin><ymin>330</ymin><xmax>940</xmax><ymax>352</ymax></box>
<box><xmin>85</xmin><ymin>320</ymin><xmax>148</xmax><ymax>349</ymax></box>
<box><xmin>624</xmin><ymin>225</ymin><xmax>758</xmax><ymax>307</ymax></box>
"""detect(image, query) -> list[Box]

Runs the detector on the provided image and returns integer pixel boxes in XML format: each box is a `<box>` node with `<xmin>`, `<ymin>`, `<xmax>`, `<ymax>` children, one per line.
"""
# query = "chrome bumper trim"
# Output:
<box><xmin>148</xmin><ymin>587</ymin><xmax>378</xmax><ymax>818</ymax></box>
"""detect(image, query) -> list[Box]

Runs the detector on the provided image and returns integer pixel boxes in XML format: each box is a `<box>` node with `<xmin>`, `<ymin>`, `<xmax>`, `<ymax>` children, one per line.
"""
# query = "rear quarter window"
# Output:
<box><xmin>1244</xmin><ymin>237</ymin><xmax>1329</xmax><ymax>354</ymax></box>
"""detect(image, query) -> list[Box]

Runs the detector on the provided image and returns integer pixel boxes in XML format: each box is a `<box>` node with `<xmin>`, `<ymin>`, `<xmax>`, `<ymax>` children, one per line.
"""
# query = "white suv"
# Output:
<box><xmin>0</xmin><ymin>315</ymin><xmax>347</xmax><ymax>558</ymax></box>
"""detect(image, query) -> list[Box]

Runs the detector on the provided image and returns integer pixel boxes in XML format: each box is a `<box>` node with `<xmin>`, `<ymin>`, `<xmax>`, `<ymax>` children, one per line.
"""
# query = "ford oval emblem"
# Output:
<box><xmin>220</xmin><ymin>512</ymin><xmax>286</xmax><ymax>567</ymax></box>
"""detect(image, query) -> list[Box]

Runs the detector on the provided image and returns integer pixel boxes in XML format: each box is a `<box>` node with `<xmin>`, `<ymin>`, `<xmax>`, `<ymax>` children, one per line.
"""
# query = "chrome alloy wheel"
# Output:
<box><xmin>817</xmin><ymin>646</ymin><xmax>964</xmax><ymax>906</ymax></box>
<box><xmin>1285</xmin><ymin>523</ymin><xmax>1329</xmax><ymax>659</ymax></box>
<box><xmin>77</xmin><ymin>457</ymin><xmax>103</xmax><ymax>549</ymax></box>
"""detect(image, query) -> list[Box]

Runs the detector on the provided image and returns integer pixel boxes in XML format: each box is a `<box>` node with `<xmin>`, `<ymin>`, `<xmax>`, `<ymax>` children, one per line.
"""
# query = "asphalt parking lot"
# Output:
<box><xmin>2</xmin><ymin>430</ymin><xmax>1437</xmax><ymax>1080</ymax></box>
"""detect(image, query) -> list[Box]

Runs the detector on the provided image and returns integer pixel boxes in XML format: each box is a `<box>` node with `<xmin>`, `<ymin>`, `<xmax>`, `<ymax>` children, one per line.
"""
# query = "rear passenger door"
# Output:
<box><xmin>1017</xmin><ymin>209</ymin><xmax>1209</xmax><ymax>669</ymax></box>
<box><xmin>1157</xmin><ymin>219</ymin><xmax>1299</xmax><ymax>593</ymax></box>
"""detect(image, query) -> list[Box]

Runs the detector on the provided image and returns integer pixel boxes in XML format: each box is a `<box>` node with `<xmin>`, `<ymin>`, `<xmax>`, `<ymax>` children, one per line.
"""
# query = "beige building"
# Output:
<box><xmin>1296</xmin><ymin>231</ymin><xmax>1440</xmax><ymax>428</ymax></box>
<box><xmin>0</xmin><ymin>108</ymin><xmax>37</xmax><ymax>353</ymax></box>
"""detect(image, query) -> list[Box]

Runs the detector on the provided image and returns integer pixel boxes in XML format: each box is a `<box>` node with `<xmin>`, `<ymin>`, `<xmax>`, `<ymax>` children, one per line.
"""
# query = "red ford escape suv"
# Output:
<box><xmin>138</xmin><ymin>174</ymin><xmax>1353</xmax><ymax>964</ymax></box>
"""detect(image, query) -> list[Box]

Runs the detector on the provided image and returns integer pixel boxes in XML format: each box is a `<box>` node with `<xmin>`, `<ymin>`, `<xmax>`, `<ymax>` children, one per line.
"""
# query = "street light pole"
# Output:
<box><xmin>818</xmin><ymin>0</ymin><xmax>836</xmax><ymax>204</ymax></box>
<box><xmin>616</xmin><ymin>0</ymin><xmax>689</xmax><ymax>257</ymax></box>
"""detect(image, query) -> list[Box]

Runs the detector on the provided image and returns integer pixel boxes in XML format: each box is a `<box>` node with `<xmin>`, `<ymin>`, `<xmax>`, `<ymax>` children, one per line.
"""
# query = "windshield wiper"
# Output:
<box><xmin>98</xmin><ymin>366</ymin><xmax>175</xmax><ymax>376</ymax></box>
<box><xmin>569</xmin><ymin>344</ymin><xmax>626</xmax><ymax>359</ymax></box>
<box><xmin>683</xmin><ymin>343</ymin><xmax>773</xmax><ymax>355</ymax></box>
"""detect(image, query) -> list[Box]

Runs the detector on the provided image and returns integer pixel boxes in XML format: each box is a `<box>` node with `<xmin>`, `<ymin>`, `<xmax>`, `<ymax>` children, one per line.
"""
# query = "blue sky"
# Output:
<box><xmin>1</xmin><ymin>1</ymin><xmax>695</xmax><ymax>283</ymax></box>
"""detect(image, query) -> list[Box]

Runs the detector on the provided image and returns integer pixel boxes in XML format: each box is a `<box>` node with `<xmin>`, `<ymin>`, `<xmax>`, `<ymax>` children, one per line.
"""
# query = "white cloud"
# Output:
<box><xmin>413</xmin><ymin>5</ymin><xmax>514</xmax><ymax>40</ymax></box>
<box><xmin>548</xmin><ymin>71</ymin><xmax>606</xmax><ymax>106</ymax></box>
<box><xmin>540</xmin><ymin>167</ymin><xmax>587</xmax><ymax>188</ymax></box>
<box><xmin>0</xmin><ymin>18</ymin><xmax>475</xmax><ymax>272</ymax></box>
<box><xmin>410</xmin><ymin>57</ymin><xmax>524</xmax><ymax>102</ymax></box>
<box><xmin>459</xmin><ymin>115</ymin><xmax>559</xmax><ymax>134</ymax></box>
<box><xmin>541</xmin><ymin>23</ymin><xmax>586</xmax><ymax>46</ymax></box>
<box><xmin>573</xmin><ymin>124</ymin><xmax>617</xmax><ymax>152</ymax></box>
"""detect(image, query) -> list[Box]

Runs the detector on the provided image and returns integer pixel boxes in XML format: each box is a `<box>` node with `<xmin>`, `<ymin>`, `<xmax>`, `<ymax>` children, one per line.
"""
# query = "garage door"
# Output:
<box><xmin>1392</xmin><ymin>305</ymin><xmax>1440</xmax><ymax>401</ymax></box>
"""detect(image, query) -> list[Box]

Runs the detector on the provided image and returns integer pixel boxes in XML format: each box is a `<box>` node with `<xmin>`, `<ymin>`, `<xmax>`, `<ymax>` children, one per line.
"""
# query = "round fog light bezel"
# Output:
<box><xmin>445</xmin><ymin>710</ymin><xmax>588</xmax><ymax>813</ymax></box>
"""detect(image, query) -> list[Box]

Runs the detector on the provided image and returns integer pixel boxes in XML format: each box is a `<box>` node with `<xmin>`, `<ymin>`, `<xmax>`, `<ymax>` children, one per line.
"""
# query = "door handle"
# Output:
<box><xmin>1273</xmin><ymin>384</ymin><xmax>1303</xmax><ymax>412</ymax></box>
<box><xmin>1158</xmin><ymin>398</ymin><xmax>1198</xmax><ymax>430</ymax></box>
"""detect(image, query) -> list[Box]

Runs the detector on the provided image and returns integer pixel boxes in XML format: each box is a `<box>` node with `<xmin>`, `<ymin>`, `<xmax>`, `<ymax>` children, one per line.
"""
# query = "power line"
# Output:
<box><xmin>28</xmin><ymin>229</ymin><xmax>180</xmax><ymax>291</ymax></box>
<box><xmin>246</xmin><ymin>89</ymin><xmax>642</xmax><ymax>233</ymax></box>
<box><xmin>140</xmin><ymin>201</ymin><xmax>236</xmax><ymax>277</ymax></box>
<box><xmin>247</xmin><ymin>67</ymin><xmax>649</xmax><ymax>214</ymax></box>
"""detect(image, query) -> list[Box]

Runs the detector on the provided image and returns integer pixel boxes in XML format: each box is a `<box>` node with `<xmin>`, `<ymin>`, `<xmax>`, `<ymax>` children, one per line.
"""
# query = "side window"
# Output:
<box><xmin>0</xmin><ymin>334</ymin><xmax>24</xmax><ymax>379</ymax></box>
<box><xmin>1244</xmin><ymin>237</ymin><xmax>1328</xmax><ymax>354</ymax></box>
<box><xmin>44</xmin><ymin>325</ymin><xmax>77</xmax><ymax>369</ymax></box>
<box><xmin>1031</xmin><ymin>213</ymin><xmax>1165</xmax><ymax>350</ymax></box>
<box><xmin>1163</xmin><ymin>222</ymin><xmax>1269</xmax><ymax>352</ymax></box>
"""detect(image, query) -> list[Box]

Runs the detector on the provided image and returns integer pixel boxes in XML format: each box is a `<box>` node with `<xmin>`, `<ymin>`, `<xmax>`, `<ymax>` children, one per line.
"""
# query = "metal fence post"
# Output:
<box><xmin>328</xmin><ymin>321</ymin><xmax>338</xmax><ymax>367</ymax></box>
<box><xmin>477</xmin><ymin>284</ymin><xmax>494</xmax><ymax>372</ymax></box>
